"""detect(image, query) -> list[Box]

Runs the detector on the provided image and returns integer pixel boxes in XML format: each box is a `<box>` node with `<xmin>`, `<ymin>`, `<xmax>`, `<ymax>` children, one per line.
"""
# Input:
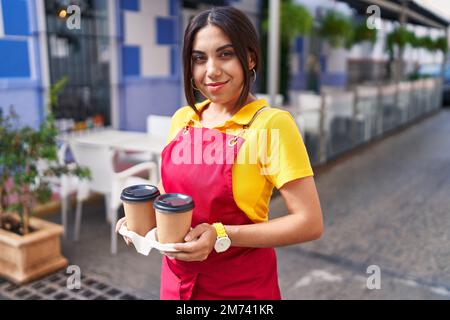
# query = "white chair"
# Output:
<box><xmin>36</xmin><ymin>142</ymin><xmax>90</xmax><ymax>240</ymax></box>
<box><xmin>147</xmin><ymin>114</ymin><xmax>172</xmax><ymax>138</ymax></box>
<box><xmin>296</xmin><ymin>92</ymin><xmax>324</xmax><ymax>136</ymax></box>
<box><xmin>356</xmin><ymin>86</ymin><xmax>379</xmax><ymax>142</ymax></box>
<box><xmin>117</xmin><ymin>115</ymin><xmax>171</xmax><ymax>161</ymax></box>
<box><xmin>118</xmin><ymin>114</ymin><xmax>172</xmax><ymax>179</ymax></box>
<box><xmin>68</xmin><ymin>140</ymin><xmax>158</xmax><ymax>254</ymax></box>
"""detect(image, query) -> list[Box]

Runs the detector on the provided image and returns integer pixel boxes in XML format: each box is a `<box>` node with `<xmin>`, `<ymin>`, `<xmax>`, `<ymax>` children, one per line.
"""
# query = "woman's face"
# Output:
<box><xmin>191</xmin><ymin>24</ymin><xmax>254</xmax><ymax>106</ymax></box>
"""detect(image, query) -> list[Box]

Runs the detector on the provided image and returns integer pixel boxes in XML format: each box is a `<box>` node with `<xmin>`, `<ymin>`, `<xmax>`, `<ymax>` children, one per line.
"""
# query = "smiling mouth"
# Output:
<box><xmin>206</xmin><ymin>80</ymin><xmax>229</xmax><ymax>87</ymax></box>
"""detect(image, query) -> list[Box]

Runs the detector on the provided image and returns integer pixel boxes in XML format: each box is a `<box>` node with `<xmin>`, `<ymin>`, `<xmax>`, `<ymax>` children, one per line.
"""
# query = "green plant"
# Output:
<box><xmin>434</xmin><ymin>36</ymin><xmax>448</xmax><ymax>53</ymax></box>
<box><xmin>420</xmin><ymin>35</ymin><xmax>436</xmax><ymax>52</ymax></box>
<box><xmin>0</xmin><ymin>106</ymin><xmax>17</xmax><ymax>230</ymax></box>
<box><xmin>318</xmin><ymin>10</ymin><xmax>354</xmax><ymax>49</ymax></box>
<box><xmin>263</xmin><ymin>0</ymin><xmax>313</xmax><ymax>42</ymax></box>
<box><xmin>386</xmin><ymin>26</ymin><xmax>411</xmax><ymax>57</ymax></box>
<box><xmin>261</xmin><ymin>0</ymin><xmax>313</xmax><ymax>101</ymax></box>
<box><xmin>386</xmin><ymin>28</ymin><xmax>445</xmax><ymax>54</ymax></box>
<box><xmin>49</xmin><ymin>77</ymin><xmax>69</xmax><ymax>114</ymax></box>
<box><xmin>408</xmin><ymin>34</ymin><xmax>448</xmax><ymax>53</ymax></box>
<box><xmin>352</xmin><ymin>22</ymin><xmax>378</xmax><ymax>46</ymax></box>
<box><xmin>407</xmin><ymin>31</ymin><xmax>418</xmax><ymax>50</ymax></box>
<box><xmin>0</xmin><ymin>78</ymin><xmax>90</xmax><ymax>235</ymax></box>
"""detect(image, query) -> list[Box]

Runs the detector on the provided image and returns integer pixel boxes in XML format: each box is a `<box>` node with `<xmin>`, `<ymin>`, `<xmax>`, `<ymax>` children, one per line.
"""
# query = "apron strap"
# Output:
<box><xmin>228</xmin><ymin>106</ymin><xmax>270</xmax><ymax>146</ymax></box>
<box><xmin>242</xmin><ymin>106</ymin><xmax>271</xmax><ymax>130</ymax></box>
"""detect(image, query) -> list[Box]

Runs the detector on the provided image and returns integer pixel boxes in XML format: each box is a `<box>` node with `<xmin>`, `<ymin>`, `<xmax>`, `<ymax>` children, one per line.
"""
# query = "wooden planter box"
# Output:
<box><xmin>0</xmin><ymin>216</ymin><xmax>68</xmax><ymax>285</ymax></box>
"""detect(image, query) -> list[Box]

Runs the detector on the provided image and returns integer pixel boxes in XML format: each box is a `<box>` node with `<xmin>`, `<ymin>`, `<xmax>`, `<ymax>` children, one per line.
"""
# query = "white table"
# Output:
<box><xmin>59</xmin><ymin>128</ymin><xmax>167</xmax><ymax>179</ymax></box>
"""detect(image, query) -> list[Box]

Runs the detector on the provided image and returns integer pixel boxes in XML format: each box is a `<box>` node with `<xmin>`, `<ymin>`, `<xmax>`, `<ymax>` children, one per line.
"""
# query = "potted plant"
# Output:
<box><xmin>318</xmin><ymin>10</ymin><xmax>354</xmax><ymax>49</ymax></box>
<box><xmin>386</xmin><ymin>26</ymin><xmax>416</xmax><ymax>81</ymax></box>
<box><xmin>0</xmin><ymin>78</ymin><xmax>90</xmax><ymax>284</ymax></box>
<box><xmin>352</xmin><ymin>21</ymin><xmax>378</xmax><ymax>46</ymax></box>
<box><xmin>386</xmin><ymin>26</ymin><xmax>411</xmax><ymax>57</ymax></box>
<box><xmin>434</xmin><ymin>36</ymin><xmax>448</xmax><ymax>54</ymax></box>
<box><xmin>420</xmin><ymin>35</ymin><xmax>437</xmax><ymax>52</ymax></box>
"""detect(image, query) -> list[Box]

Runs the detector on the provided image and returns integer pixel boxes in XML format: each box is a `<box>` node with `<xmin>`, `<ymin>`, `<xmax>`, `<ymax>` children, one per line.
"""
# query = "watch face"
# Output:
<box><xmin>215</xmin><ymin>237</ymin><xmax>231</xmax><ymax>253</ymax></box>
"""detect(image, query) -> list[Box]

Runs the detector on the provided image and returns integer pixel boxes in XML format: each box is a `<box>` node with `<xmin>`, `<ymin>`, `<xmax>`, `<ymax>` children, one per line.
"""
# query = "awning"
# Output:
<box><xmin>337</xmin><ymin>0</ymin><xmax>449</xmax><ymax>29</ymax></box>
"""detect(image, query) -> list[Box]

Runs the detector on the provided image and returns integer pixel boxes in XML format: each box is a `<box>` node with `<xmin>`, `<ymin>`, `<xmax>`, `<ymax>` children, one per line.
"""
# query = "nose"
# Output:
<box><xmin>206</xmin><ymin>59</ymin><xmax>222</xmax><ymax>80</ymax></box>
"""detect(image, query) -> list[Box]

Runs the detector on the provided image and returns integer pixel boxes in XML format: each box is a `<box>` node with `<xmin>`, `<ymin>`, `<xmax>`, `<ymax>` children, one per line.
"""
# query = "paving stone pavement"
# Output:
<box><xmin>1</xmin><ymin>109</ymin><xmax>449</xmax><ymax>300</ymax></box>
<box><xmin>0</xmin><ymin>268</ymin><xmax>141</xmax><ymax>300</ymax></box>
<box><xmin>274</xmin><ymin>109</ymin><xmax>450</xmax><ymax>299</ymax></box>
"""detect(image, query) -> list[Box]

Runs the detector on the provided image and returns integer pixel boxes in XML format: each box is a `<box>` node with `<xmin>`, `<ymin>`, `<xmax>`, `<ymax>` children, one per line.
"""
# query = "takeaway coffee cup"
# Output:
<box><xmin>120</xmin><ymin>185</ymin><xmax>160</xmax><ymax>237</ymax></box>
<box><xmin>153</xmin><ymin>193</ymin><xmax>194</xmax><ymax>244</ymax></box>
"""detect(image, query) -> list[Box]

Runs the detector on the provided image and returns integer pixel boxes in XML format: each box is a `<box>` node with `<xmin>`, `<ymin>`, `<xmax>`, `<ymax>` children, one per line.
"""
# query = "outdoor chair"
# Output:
<box><xmin>68</xmin><ymin>140</ymin><xmax>158</xmax><ymax>254</ymax></box>
<box><xmin>36</xmin><ymin>142</ymin><xmax>90</xmax><ymax>240</ymax></box>
<box><xmin>117</xmin><ymin>114</ymin><xmax>171</xmax><ymax>179</ymax></box>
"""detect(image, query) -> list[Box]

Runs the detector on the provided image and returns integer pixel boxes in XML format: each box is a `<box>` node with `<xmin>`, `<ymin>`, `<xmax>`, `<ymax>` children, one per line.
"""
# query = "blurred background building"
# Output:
<box><xmin>0</xmin><ymin>0</ymin><xmax>448</xmax><ymax>132</ymax></box>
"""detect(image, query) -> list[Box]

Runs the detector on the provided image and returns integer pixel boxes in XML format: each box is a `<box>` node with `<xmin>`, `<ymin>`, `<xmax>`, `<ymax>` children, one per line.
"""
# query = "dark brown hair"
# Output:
<box><xmin>182</xmin><ymin>6</ymin><xmax>260</xmax><ymax>115</ymax></box>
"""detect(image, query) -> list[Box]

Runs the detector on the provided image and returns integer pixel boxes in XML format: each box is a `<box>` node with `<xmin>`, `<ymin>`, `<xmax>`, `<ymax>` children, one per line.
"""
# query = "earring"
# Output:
<box><xmin>191</xmin><ymin>78</ymin><xmax>200</xmax><ymax>91</ymax></box>
<box><xmin>251</xmin><ymin>69</ymin><xmax>257</xmax><ymax>83</ymax></box>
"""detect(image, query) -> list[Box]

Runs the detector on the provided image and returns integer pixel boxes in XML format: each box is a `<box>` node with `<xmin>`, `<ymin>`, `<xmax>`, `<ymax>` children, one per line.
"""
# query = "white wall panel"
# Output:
<box><xmin>124</xmin><ymin>0</ymin><xmax>171</xmax><ymax>77</ymax></box>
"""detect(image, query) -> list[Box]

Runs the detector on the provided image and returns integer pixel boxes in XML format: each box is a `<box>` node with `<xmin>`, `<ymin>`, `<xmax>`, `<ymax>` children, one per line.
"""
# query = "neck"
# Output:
<box><xmin>208</xmin><ymin>94</ymin><xmax>257</xmax><ymax>117</ymax></box>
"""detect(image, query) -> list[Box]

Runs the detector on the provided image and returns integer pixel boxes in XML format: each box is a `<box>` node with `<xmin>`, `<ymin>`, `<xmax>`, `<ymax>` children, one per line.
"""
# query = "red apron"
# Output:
<box><xmin>160</xmin><ymin>105</ymin><xmax>281</xmax><ymax>300</ymax></box>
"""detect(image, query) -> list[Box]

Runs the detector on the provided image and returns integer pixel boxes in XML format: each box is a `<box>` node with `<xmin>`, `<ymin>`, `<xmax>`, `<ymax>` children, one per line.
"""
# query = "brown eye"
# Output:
<box><xmin>221</xmin><ymin>51</ymin><xmax>234</xmax><ymax>58</ymax></box>
<box><xmin>192</xmin><ymin>55</ymin><xmax>206</xmax><ymax>63</ymax></box>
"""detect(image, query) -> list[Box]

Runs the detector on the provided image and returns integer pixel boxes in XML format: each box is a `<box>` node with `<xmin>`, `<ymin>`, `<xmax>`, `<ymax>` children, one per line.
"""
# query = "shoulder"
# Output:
<box><xmin>264</xmin><ymin>107</ymin><xmax>294</xmax><ymax>119</ymax></box>
<box><xmin>172</xmin><ymin>105</ymin><xmax>194</xmax><ymax>120</ymax></box>
<box><xmin>166</xmin><ymin>105</ymin><xmax>197</xmax><ymax>143</ymax></box>
<box><xmin>256</xmin><ymin>107</ymin><xmax>297</xmax><ymax>128</ymax></box>
<box><xmin>169</xmin><ymin>105</ymin><xmax>195</xmax><ymax>127</ymax></box>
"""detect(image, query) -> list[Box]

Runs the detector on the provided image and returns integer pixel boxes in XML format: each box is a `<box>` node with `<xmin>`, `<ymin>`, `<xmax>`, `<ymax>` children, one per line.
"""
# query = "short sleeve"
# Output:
<box><xmin>166</xmin><ymin>106</ymin><xmax>191</xmax><ymax>145</ymax></box>
<box><xmin>259</xmin><ymin>111</ymin><xmax>314</xmax><ymax>189</ymax></box>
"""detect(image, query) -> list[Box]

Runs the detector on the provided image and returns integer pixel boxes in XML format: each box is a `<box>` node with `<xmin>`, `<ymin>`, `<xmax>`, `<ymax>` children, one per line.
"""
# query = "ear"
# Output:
<box><xmin>247</xmin><ymin>51</ymin><xmax>256</xmax><ymax>70</ymax></box>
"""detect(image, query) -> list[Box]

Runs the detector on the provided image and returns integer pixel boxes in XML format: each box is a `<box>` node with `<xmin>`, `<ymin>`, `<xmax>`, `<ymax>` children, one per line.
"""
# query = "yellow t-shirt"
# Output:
<box><xmin>164</xmin><ymin>98</ymin><xmax>314</xmax><ymax>223</ymax></box>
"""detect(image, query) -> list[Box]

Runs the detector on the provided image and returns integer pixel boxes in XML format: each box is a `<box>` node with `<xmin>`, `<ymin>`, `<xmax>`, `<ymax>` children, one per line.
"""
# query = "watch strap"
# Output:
<box><xmin>213</xmin><ymin>222</ymin><xmax>227</xmax><ymax>238</ymax></box>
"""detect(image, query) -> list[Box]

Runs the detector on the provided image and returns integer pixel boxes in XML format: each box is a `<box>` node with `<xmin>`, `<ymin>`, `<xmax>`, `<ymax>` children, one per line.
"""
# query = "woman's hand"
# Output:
<box><xmin>163</xmin><ymin>223</ymin><xmax>217</xmax><ymax>261</ymax></box>
<box><xmin>115</xmin><ymin>217</ymin><xmax>133</xmax><ymax>246</ymax></box>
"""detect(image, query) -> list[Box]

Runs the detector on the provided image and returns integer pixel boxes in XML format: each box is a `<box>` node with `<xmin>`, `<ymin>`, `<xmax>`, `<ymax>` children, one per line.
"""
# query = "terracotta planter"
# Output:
<box><xmin>0</xmin><ymin>215</ymin><xmax>68</xmax><ymax>284</ymax></box>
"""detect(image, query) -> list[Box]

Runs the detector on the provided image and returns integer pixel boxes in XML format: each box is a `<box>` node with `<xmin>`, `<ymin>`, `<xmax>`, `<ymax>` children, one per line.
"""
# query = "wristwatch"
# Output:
<box><xmin>212</xmin><ymin>222</ymin><xmax>231</xmax><ymax>253</ymax></box>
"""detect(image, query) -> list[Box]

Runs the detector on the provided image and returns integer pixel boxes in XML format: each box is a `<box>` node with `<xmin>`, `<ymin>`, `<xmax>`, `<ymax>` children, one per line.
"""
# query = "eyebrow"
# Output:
<box><xmin>192</xmin><ymin>44</ymin><xmax>234</xmax><ymax>55</ymax></box>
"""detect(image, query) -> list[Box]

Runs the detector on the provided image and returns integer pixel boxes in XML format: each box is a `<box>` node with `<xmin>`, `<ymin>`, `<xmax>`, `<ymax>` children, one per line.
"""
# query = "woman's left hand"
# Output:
<box><xmin>162</xmin><ymin>223</ymin><xmax>217</xmax><ymax>262</ymax></box>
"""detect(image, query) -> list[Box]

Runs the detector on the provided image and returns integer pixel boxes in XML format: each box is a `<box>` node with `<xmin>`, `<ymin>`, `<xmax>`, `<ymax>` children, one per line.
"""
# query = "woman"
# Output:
<box><xmin>116</xmin><ymin>6</ymin><xmax>323</xmax><ymax>300</ymax></box>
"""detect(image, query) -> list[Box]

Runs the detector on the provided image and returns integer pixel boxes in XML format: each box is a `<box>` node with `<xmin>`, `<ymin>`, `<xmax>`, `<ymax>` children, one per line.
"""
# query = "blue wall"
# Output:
<box><xmin>0</xmin><ymin>0</ymin><xmax>261</xmax><ymax>132</ymax></box>
<box><xmin>0</xmin><ymin>0</ymin><xmax>184</xmax><ymax>132</ymax></box>
<box><xmin>0</xmin><ymin>0</ymin><xmax>43</xmax><ymax>129</ymax></box>
<box><xmin>2</xmin><ymin>0</ymin><xmax>31</xmax><ymax>36</ymax></box>
<box><xmin>120</xmin><ymin>78</ymin><xmax>180</xmax><ymax>131</ymax></box>
<box><xmin>0</xmin><ymin>40</ymin><xmax>31</xmax><ymax>77</ymax></box>
<box><xmin>118</xmin><ymin>0</ymin><xmax>182</xmax><ymax>131</ymax></box>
